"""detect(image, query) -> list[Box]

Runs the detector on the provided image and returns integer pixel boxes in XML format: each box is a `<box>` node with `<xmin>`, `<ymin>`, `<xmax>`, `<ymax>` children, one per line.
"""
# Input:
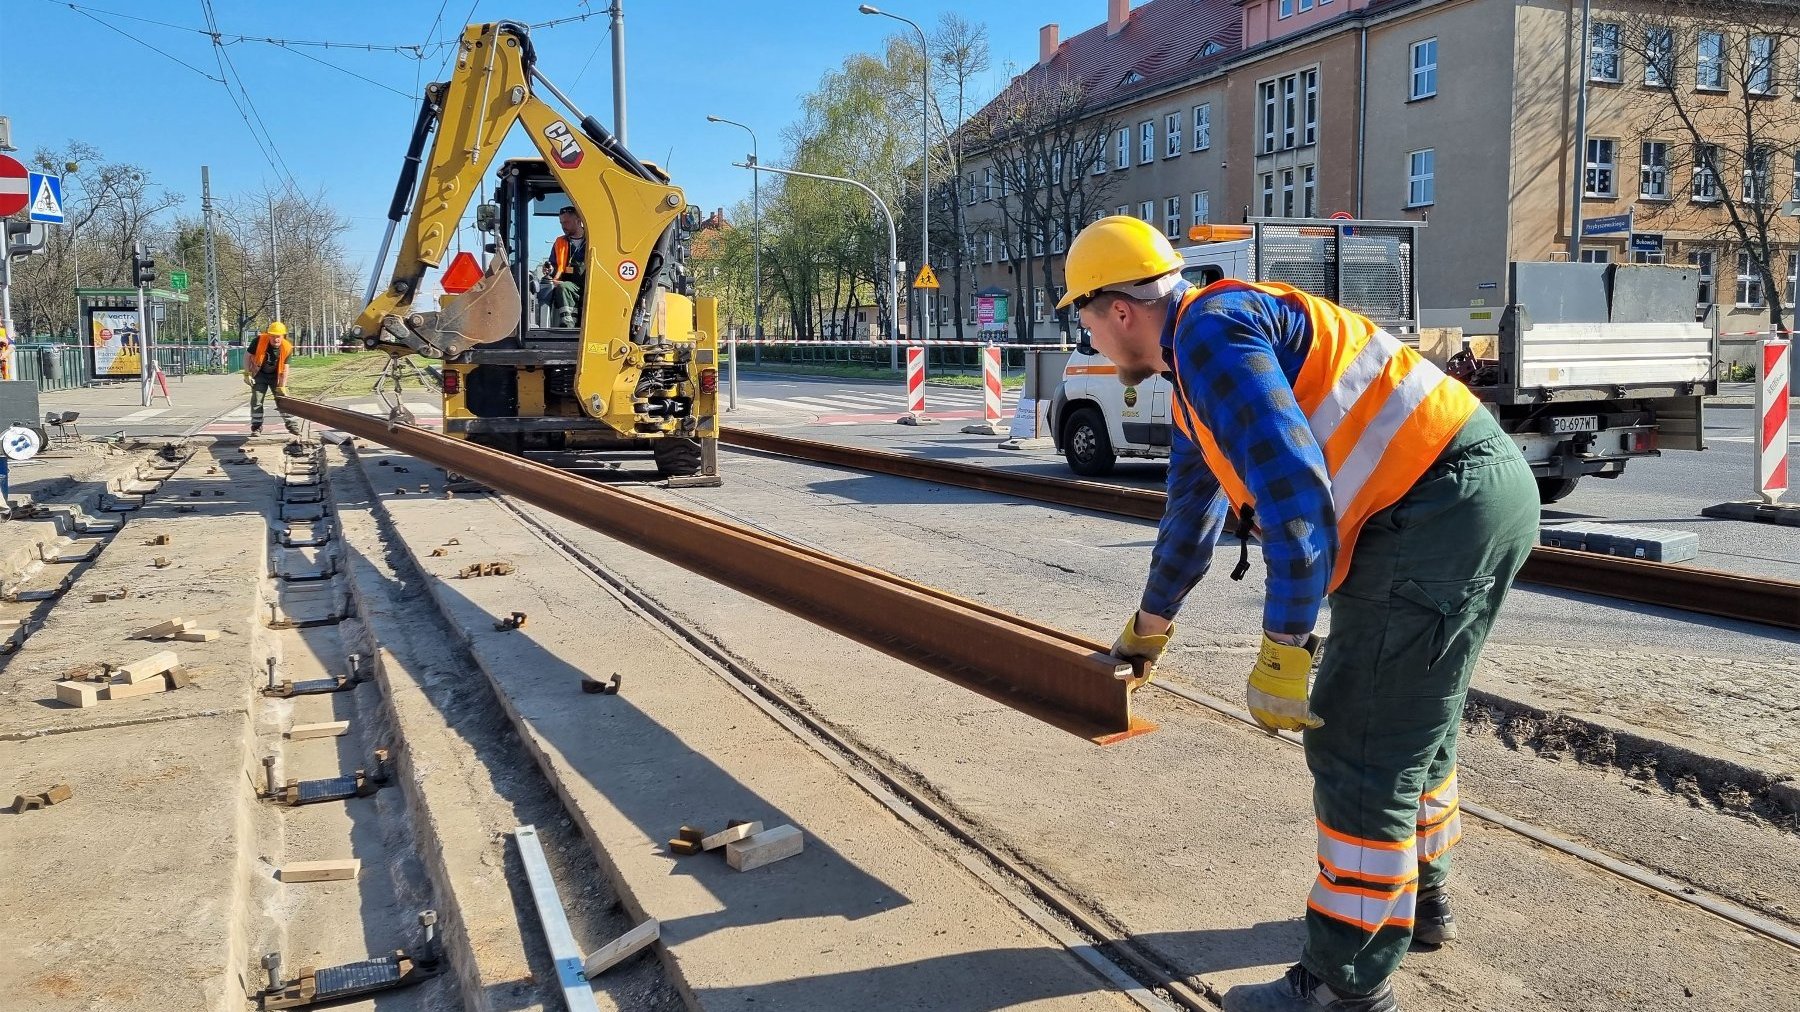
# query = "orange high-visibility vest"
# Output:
<box><xmin>248</xmin><ymin>332</ymin><xmax>293</xmax><ymax>383</ymax></box>
<box><xmin>551</xmin><ymin>235</ymin><xmax>584</xmax><ymax>281</ymax></box>
<box><xmin>1167</xmin><ymin>280</ymin><xmax>1480</xmax><ymax>590</ymax></box>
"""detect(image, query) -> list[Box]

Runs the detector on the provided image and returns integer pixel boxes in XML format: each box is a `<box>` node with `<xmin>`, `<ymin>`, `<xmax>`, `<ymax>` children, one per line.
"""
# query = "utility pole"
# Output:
<box><xmin>706</xmin><ymin>113</ymin><xmax>759</xmax><ymax>409</ymax></box>
<box><xmin>859</xmin><ymin>5</ymin><xmax>929</xmax><ymax>362</ymax></box>
<box><xmin>202</xmin><ymin>166</ymin><xmax>221</xmax><ymax>348</ymax></box>
<box><xmin>134</xmin><ymin>240</ymin><xmax>151</xmax><ymax>407</ymax></box>
<box><xmin>610</xmin><ymin>1</ymin><xmax>628</xmax><ymax>145</ymax></box>
<box><xmin>1567</xmin><ymin>0</ymin><xmax>1592</xmax><ymax>262</ymax></box>
<box><xmin>269</xmin><ymin>195</ymin><xmax>282</xmax><ymax>322</ymax></box>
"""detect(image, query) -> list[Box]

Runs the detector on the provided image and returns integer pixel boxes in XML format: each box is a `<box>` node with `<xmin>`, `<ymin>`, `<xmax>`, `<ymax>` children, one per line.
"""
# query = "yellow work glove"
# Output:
<box><xmin>241</xmin><ymin>372</ymin><xmax>254</xmax><ymax>387</ymax></box>
<box><xmin>274</xmin><ymin>385</ymin><xmax>289</xmax><ymax>397</ymax></box>
<box><xmin>1112</xmin><ymin>614</ymin><xmax>1174</xmax><ymax>683</ymax></box>
<box><xmin>1247</xmin><ymin>633</ymin><xmax>1324</xmax><ymax>733</ymax></box>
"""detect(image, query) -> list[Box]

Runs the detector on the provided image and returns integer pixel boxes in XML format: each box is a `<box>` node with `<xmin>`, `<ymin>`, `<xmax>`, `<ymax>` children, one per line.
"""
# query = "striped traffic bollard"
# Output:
<box><xmin>896</xmin><ymin>346</ymin><xmax>935</xmax><ymax>425</ymax></box>
<box><xmin>1758</xmin><ymin>337</ymin><xmax>1790</xmax><ymax>504</ymax></box>
<box><xmin>961</xmin><ymin>346</ymin><xmax>1006</xmax><ymax>436</ymax></box>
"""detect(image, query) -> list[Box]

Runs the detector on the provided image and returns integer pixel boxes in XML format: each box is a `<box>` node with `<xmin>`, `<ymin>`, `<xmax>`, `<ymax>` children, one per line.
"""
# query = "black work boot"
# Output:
<box><xmin>250</xmin><ymin>425</ymin><xmax>262</xmax><ymax>436</ymax></box>
<box><xmin>1413</xmin><ymin>886</ymin><xmax>1458</xmax><ymax>946</ymax></box>
<box><xmin>1224</xmin><ymin>964</ymin><xmax>1399</xmax><ymax>1012</ymax></box>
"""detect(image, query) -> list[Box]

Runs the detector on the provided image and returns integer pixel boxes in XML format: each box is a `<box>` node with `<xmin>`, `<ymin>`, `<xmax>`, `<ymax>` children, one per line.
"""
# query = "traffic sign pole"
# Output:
<box><xmin>0</xmin><ymin>153</ymin><xmax>28</xmax><ymax>380</ymax></box>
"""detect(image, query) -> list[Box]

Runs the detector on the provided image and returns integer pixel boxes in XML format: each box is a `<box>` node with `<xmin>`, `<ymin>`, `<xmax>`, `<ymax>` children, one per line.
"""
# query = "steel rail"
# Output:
<box><xmin>722</xmin><ymin>428</ymin><xmax>1800</xmax><ymax>632</ymax></box>
<box><xmin>280</xmin><ymin>397</ymin><xmax>1153</xmax><ymax>744</ymax></box>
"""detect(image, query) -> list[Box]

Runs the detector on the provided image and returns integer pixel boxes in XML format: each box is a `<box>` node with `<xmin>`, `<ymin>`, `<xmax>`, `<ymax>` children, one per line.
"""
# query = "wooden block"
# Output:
<box><xmin>174</xmin><ymin>629</ymin><xmax>220</xmax><ymax>642</ymax></box>
<box><xmin>166</xmin><ymin>668</ymin><xmax>194</xmax><ymax>690</ymax></box>
<box><xmin>131</xmin><ymin>618</ymin><xmax>188</xmax><ymax>640</ymax></box>
<box><xmin>55</xmin><ymin>681</ymin><xmax>103</xmax><ymax>708</ymax></box>
<box><xmin>677</xmin><ymin>825</ymin><xmax>707</xmax><ymax>844</ymax></box>
<box><xmin>667</xmin><ymin>838</ymin><xmax>701</xmax><ymax>856</ymax></box>
<box><xmin>700</xmin><ymin>820</ymin><xmax>763</xmax><ymax>851</ymax></box>
<box><xmin>277</xmin><ymin>858</ymin><xmax>361</xmax><ymax>883</ymax></box>
<box><xmin>152</xmin><ymin>556</ymin><xmax>171</xmax><ymax>568</ymax></box>
<box><xmin>89</xmin><ymin>592</ymin><xmax>111</xmax><ymax>603</ymax></box>
<box><xmin>581</xmin><ymin>918</ymin><xmax>659</xmax><ymax>978</ymax></box>
<box><xmin>104</xmin><ymin>675</ymin><xmax>169</xmax><ymax>700</ymax></box>
<box><xmin>42</xmin><ymin>783</ymin><xmax>73</xmax><ymax>805</ymax></box>
<box><xmin>286</xmin><ymin>720</ymin><xmax>350</xmax><ymax>741</ymax></box>
<box><xmin>725</xmin><ymin>825</ymin><xmax>803</xmax><ymax>872</ymax></box>
<box><xmin>116</xmin><ymin>650</ymin><xmax>179</xmax><ymax>684</ymax></box>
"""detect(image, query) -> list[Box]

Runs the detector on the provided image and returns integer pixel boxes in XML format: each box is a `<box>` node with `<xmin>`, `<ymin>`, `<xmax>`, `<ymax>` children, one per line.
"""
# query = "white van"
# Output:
<box><xmin>1050</xmin><ymin>219</ymin><xmax>1421</xmax><ymax>476</ymax></box>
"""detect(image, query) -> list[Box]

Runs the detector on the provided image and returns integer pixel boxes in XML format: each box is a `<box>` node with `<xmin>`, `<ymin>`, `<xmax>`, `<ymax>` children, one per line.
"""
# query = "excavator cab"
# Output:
<box><xmin>351</xmin><ymin>21</ymin><xmax>719</xmax><ymax>484</ymax></box>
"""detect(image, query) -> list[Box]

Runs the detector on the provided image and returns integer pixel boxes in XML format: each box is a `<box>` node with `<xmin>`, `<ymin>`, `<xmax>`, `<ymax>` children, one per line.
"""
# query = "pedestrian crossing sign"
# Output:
<box><xmin>26</xmin><ymin>172</ymin><xmax>63</xmax><ymax>224</ymax></box>
<box><xmin>912</xmin><ymin>264</ymin><xmax>940</xmax><ymax>290</ymax></box>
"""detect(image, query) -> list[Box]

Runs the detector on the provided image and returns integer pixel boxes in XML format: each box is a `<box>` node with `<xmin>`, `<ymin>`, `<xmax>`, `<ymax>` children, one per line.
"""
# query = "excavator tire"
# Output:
<box><xmin>653</xmin><ymin>437</ymin><xmax>704</xmax><ymax>479</ymax></box>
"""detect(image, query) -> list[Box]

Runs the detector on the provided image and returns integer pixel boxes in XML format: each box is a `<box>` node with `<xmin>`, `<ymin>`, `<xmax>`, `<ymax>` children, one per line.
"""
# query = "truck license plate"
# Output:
<box><xmin>1551</xmin><ymin>415</ymin><xmax>1600</xmax><ymax>434</ymax></box>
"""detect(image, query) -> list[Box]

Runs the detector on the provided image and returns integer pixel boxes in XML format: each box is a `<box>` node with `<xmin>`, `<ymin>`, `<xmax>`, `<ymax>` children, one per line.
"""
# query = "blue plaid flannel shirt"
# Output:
<box><xmin>1139</xmin><ymin>282</ymin><xmax>1338</xmax><ymax>636</ymax></box>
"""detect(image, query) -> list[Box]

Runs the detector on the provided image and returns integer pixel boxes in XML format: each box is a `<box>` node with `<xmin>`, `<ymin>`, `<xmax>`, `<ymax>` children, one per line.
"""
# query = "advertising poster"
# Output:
<box><xmin>90</xmin><ymin>309</ymin><xmax>143</xmax><ymax>378</ymax></box>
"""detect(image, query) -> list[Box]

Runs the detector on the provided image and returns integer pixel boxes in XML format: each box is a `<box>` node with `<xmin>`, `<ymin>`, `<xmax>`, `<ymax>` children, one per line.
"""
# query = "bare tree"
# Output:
<box><xmin>928</xmin><ymin>13</ymin><xmax>990</xmax><ymax>342</ymax></box>
<box><xmin>975</xmin><ymin>75</ymin><xmax>1119</xmax><ymax>342</ymax></box>
<box><xmin>1620</xmin><ymin>2</ymin><xmax>1800</xmax><ymax>332</ymax></box>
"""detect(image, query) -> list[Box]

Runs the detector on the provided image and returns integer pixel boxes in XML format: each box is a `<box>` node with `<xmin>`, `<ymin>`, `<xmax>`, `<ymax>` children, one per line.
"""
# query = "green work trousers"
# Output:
<box><xmin>1300</xmin><ymin>408</ymin><xmax>1539</xmax><ymax>996</ymax></box>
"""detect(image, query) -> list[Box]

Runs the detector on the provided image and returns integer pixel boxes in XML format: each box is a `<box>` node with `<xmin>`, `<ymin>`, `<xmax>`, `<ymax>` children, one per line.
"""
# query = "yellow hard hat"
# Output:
<box><xmin>1056</xmin><ymin>215</ymin><xmax>1184</xmax><ymax>310</ymax></box>
<box><xmin>268</xmin><ymin>321</ymin><xmax>288</xmax><ymax>336</ymax></box>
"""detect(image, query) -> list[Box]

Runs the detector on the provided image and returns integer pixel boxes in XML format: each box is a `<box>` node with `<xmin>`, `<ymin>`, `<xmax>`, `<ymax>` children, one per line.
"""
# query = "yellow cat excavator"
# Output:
<box><xmin>350</xmin><ymin>20</ymin><xmax>719</xmax><ymax>482</ymax></box>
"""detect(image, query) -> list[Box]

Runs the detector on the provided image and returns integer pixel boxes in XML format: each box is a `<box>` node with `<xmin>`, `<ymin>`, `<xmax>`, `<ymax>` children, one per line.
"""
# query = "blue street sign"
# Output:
<box><xmin>1581</xmin><ymin>212</ymin><xmax>1632</xmax><ymax>237</ymax></box>
<box><xmin>26</xmin><ymin>172</ymin><xmax>63</xmax><ymax>224</ymax></box>
<box><xmin>1630</xmin><ymin>232</ymin><xmax>1664</xmax><ymax>254</ymax></box>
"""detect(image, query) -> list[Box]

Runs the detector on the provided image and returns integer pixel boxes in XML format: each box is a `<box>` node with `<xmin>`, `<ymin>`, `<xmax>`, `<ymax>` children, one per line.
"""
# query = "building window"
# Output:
<box><xmin>1193</xmin><ymin>103</ymin><xmax>1211</xmax><ymax>150</ymax></box>
<box><xmin>1279</xmin><ymin>0</ymin><xmax>1293</xmax><ymax>17</ymax></box>
<box><xmin>1690</xmin><ymin>249</ymin><xmax>1715</xmax><ymax>308</ymax></box>
<box><xmin>1052</xmin><ymin>223</ymin><xmax>1067</xmax><ymax>254</ymax></box>
<box><xmin>1737</xmin><ymin>251</ymin><xmax>1764</xmax><ymax>307</ymax></box>
<box><xmin>1788</xmin><ymin>252</ymin><xmax>1798</xmax><ymax>308</ymax></box>
<box><xmin>1166</xmin><ymin>113</ymin><xmax>1182</xmax><ymax>158</ymax></box>
<box><xmin>983</xmin><ymin>232</ymin><xmax>993</xmax><ymax>264</ymax></box>
<box><xmin>1750</xmin><ymin>35</ymin><xmax>1775</xmax><ymax>95</ymax></box>
<box><xmin>1303</xmin><ymin>165</ymin><xmax>1318</xmax><ymax>217</ymax></box>
<box><xmin>1585</xmin><ymin>138</ymin><xmax>1616</xmax><ymax>197</ymax></box>
<box><xmin>1092</xmin><ymin>145</ymin><xmax>1107</xmax><ymax>175</ymax></box>
<box><xmin>1589</xmin><ymin>22</ymin><xmax>1622</xmax><ymax>83</ymax></box>
<box><xmin>1116</xmin><ymin>205</ymin><xmax>1128</xmax><ymax>218</ymax></box>
<box><xmin>1033</xmin><ymin>228</ymin><xmax>1045</xmax><ymax>256</ymax></box>
<box><xmin>1034</xmin><ymin>287</ymin><xmax>1045</xmax><ymax>323</ymax></box>
<box><xmin>983</xmin><ymin>166</ymin><xmax>994</xmax><ymax>201</ymax></box>
<box><xmin>1744</xmin><ymin>147</ymin><xmax>1773</xmax><ymax>203</ymax></box>
<box><xmin>1261</xmin><ymin>173</ymin><xmax>1276</xmax><ymax>217</ymax></box>
<box><xmin>1694</xmin><ymin>144</ymin><xmax>1720</xmax><ymax>201</ymax></box>
<box><xmin>1644</xmin><ymin>28</ymin><xmax>1672</xmax><ymax>87</ymax></box>
<box><xmin>1116</xmin><ymin>128</ymin><xmax>1129</xmax><ymax>170</ymax></box>
<box><xmin>1302</xmin><ymin>69</ymin><xmax>1318</xmax><ymax>146</ymax></box>
<box><xmin>1281</xmin><ymin>168</ymin><xmax>1296</xmax><ymax>217</ymax></box>
<box><xmin>1640</xmin><ymin>142</ymin><xmax>1669</xmax><ymax>199</ymax></box>
<box><xmin>1165</xmin><ymin>196</ymin><xmax>1182</xmax><ymax>239</ymax></box>
<box><xmin>1139</xmin><ymin>200</ymin><xmax>1155</xmax><ymax>223</ymax></box>
<box><xmin>1407</xmin><ymin>148</ymin><xmax>1435</xmax><ymax>207</ymax></box>
<box><xmin>1281</xmin><ymin>74</ymin><xmax>1298</xmax><ymax>149</ymax></box>
<box><xmin>1792</xmin><ymin>152</ymin><xmax>1800</xmax><ymax>203</ymax></box>
<box><xmin>1191</xmin><ymin>190</ymin><xmax>1210</xmax><ymax>227</ymax></box>
<box><xmin>1579</xmin><ymin>248</ymin><xmax>1611</xmax><ymax>264</ymax></box>
<box><xmin>1410</xmin><ymin>38</ymin><xmax>1438</xmax><ymax>99</ymax></box>
<box><xmin>1140</xmin><ymin>120</ymin><xmax>1155</xmax><ymax>164</ymax></box>
<box><xmin>1697</xmin><ymin>32</ymin><xmax>1725</xmax><ymax>91</ymax></box>
<box><xmin>1052</xmin><ymin>151</ymin><xmax>1064</xmax><ymax>184</ymax></box>
<box><xmin>999</xmin><ymin>161</ymin><xmax>1010</xmax><ymax>198</ymax></box>
<box><xmin>1298</xmin><ymin>0</ymin><xmax>1314</xmax><ymax>10</ymax></box>
<box><xmin>1259</xmin><ymin>81</ymin><xmax>1278</xmax><ymax>153</ymax></box>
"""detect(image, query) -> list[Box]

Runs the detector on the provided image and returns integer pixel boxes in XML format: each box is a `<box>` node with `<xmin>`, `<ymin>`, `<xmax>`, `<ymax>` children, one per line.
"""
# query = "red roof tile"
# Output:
<box><xmin>1024</xmin><ymin>0</ymin><xmax>1242</xmax><ymax>109</ymax></box>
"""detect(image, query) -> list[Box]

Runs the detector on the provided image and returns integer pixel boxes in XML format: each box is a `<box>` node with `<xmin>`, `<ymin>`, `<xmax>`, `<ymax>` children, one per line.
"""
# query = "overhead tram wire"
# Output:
<box><xmin>203</xmin><ymin>0</ymin><xmax>301</xmax><ymax>197</ymax></box>
<box><xmin>49</xmin><ymin>1</ymin><xmax>457</xmax><ymax>56</ymax></box>
<box><xmin>65</xmin><ymin>5</ymin><xmax>222</xmax><ymax>81</ymax></box>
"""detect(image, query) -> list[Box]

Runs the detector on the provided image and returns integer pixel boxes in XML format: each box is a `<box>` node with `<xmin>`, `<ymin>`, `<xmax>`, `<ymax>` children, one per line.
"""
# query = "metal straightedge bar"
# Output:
<box><xmin>514</xmin><ymin>825</ymin><xmax>601</xmax><ymax>1010</ymax></box>
<box><xmin>279</xmin><ymin>396</ymin><xmax>1151</xmax><ymax>744</ymax></box>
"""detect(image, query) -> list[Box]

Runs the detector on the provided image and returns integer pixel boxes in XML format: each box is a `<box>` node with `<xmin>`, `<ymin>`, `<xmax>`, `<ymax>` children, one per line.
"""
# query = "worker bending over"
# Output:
<box><xmin>1060</xmin><ymin>217</ymin><xmax>1537</xmax><ymax>1012</ymax></box>
<box><xmin>243</xmin><ymin>321</ymin><xmax>303</xmax><ymax>444</ymax></box>
<box><xmin>547</xmin><ymin>205</ymin><xmax>587</xmax><ymax>327</ymax></box>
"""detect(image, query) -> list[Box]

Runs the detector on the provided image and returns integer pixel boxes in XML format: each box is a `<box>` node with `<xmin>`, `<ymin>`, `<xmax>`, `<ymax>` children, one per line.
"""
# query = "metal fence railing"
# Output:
<box><xmin>9</xmin><ymin>343</ymin><xmax>250</xmax><ymax>390</ymax></box>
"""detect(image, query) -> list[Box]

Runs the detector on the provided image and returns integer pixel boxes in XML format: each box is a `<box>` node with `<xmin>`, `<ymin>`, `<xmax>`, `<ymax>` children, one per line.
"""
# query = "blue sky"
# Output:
<box><xmin>0</xmin><ymin>0</ymin><xmax>1110</xmax><ymax>279</ymax></box>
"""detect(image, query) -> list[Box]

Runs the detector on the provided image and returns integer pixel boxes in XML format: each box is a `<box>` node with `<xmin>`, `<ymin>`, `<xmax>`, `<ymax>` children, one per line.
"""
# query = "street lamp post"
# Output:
<box><xmin>860</xmin><ymin>3</ymin><xmax>929</xmax><ymax>364</ymax></box>
<box><xmin>706</xmin><ymin>114</ymin><xmax>760</xmax><ymax>412</ymax></box>
<box><xmin>736</xmin><ymin>161</ymin><xmax>898</xmax><ymax>346</ymax></box>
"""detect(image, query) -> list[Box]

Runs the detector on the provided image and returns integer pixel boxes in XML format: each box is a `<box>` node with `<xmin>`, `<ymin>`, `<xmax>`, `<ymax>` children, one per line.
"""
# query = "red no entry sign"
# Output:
<box><xmin>0</xmin><ymin>154</ymin><xmax>28</xmax><ymax>216</ymax></box>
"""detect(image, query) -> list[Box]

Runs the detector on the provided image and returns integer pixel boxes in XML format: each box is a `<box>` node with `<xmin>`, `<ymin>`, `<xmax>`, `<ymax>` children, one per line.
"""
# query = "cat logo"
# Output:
<box><xmin>542</xmin><ymin>121</ymin><xmax>584</xmax><ymax>169</ymax></box>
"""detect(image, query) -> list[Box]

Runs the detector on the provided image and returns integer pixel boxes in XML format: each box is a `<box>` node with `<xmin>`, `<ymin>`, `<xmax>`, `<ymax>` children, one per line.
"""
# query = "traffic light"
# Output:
<box><xmin>133</xmin><ymin>247</ymin><xmax>156</xmax><ymax>288</ymax></box>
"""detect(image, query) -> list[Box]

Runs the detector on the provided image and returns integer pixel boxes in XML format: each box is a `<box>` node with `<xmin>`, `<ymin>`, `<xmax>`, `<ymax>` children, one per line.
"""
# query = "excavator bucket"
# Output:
<box><xmin>419</xmin><ymin>245</ymin><xmax>521</xmax><ymax>358</ymax></box>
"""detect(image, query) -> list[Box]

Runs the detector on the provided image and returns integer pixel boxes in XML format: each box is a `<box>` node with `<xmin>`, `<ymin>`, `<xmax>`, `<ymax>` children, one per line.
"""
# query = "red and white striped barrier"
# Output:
<box><xmin>896</xmin><ymin>346</ymin><xmax>932</xmax><ymax>425</ymax></box>
<box><xmin>982</xmin><ymin>347</ymin><xmax>1003</xmax><ymax>429</ymax></box>
<box><xmin>1758</xmin><ymin>338</ymin><xmax>1791</xmax><ymax>504</ymax></box>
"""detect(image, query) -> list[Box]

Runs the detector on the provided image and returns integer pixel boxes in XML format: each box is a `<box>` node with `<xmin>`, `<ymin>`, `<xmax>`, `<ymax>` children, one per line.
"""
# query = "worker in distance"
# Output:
<box><xmin>1060</xmin><ymin>216</ymin><xmax>1537</xmax><ymax>1012</ymax></box>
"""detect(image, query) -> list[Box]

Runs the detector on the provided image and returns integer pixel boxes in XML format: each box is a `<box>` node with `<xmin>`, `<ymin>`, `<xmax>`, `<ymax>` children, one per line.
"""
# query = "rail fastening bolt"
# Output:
<box><xmin>261</xmin><ymin>952</ymin><xmax>282</xmax><ymax>991</ymax></box>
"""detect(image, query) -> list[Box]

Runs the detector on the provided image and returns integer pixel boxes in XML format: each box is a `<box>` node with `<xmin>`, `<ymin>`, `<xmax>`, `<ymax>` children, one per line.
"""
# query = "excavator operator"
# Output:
<box><xmin>547</xmin><ymin>205</ymin><xmax>587</xmax><ymax>327</ymax></box>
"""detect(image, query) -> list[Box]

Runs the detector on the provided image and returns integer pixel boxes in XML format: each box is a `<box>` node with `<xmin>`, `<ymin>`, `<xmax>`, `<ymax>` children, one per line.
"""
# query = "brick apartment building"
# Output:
<box><xmin>950</xmin><ymin>0</ymin><xmax>1800</xmax><ymax>345</ymax></box>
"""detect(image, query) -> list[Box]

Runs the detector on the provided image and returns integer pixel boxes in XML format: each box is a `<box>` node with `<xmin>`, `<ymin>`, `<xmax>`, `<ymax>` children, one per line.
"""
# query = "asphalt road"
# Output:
<box><xmin>725</xmin><ymin>370</ymin><xmax>1800</xmax><ymax>583</ymax></box>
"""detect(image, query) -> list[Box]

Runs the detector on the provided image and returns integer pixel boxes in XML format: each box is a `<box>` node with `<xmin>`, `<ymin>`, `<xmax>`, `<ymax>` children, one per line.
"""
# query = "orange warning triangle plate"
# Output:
<box><xmin>912</xmin><ymin>264</ymin><xmax>940</xmax><ymax>290</ymax></box>
<box><xmin>441</xmin><ymin>251</ymin><xmax>484</xmax><ymax>294</ymax></box>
